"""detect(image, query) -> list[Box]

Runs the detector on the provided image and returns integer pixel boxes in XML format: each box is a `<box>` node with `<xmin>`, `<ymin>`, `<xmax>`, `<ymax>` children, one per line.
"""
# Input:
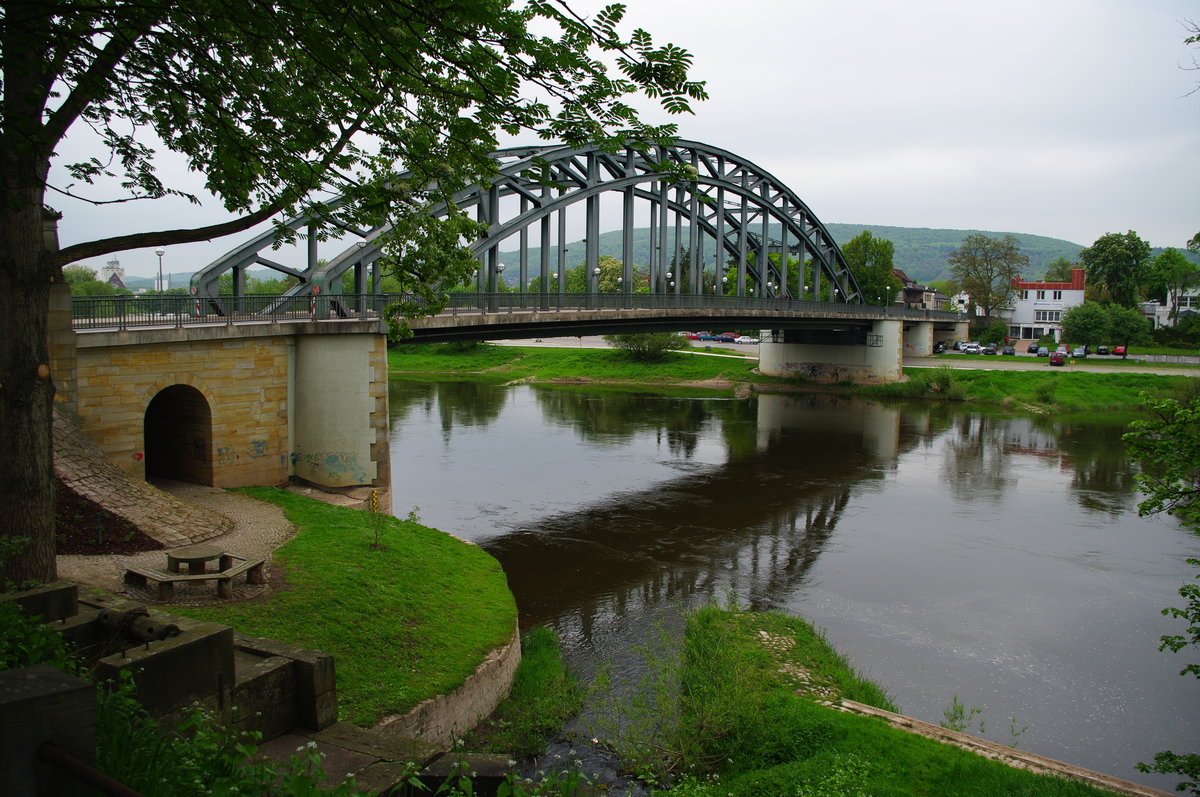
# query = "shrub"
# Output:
<box><xmin>603</xmin><ymin>332</ymin><xmax>688</xmax><ymax>361</ymax></box>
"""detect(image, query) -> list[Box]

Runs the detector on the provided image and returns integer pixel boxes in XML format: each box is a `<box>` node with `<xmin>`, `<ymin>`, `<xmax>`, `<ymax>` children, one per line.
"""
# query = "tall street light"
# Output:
<box><xmin>155</xmin><ymin>248</ymin><xmax>165</xmax><ymax>292</ymax></box>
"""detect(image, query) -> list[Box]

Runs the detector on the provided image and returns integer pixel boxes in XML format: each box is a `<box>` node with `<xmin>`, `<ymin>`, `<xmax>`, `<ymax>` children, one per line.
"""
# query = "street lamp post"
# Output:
<box><xmin>155</xmin><ymin>248</ymin><xmax>165</xmax><ymax>293</ymax></box>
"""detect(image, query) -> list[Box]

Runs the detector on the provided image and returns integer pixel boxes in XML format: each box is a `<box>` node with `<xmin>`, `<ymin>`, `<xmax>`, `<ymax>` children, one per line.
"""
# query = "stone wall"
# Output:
<box><xmin>376</xmin><ymin>625</ymin><xmax>521</xmax><ymax>748</ymax></box>
<box><xmin>74</xmin><ymin>335</ymin><xmax>293</xmax><ymax>487</ymax></box>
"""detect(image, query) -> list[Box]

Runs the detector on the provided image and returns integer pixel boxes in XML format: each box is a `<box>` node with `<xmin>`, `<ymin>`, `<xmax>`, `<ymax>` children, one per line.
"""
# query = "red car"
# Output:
<box><xmin>1112</xmin><ymin>345</ymin><xmax>1127</xmax><ymax>356</ymax></box>
<box><xmin>1049</xmin><ymin>351</ymin><xmax>1066</xmax><ymax>366</ymax></box>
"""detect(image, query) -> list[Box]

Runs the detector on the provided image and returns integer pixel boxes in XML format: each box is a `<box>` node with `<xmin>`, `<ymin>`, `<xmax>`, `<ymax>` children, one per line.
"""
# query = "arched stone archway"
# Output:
<box><xmin>144</xmin><ymin>384</ymin><xmax>213</xmax><ymax>485</ymax></box>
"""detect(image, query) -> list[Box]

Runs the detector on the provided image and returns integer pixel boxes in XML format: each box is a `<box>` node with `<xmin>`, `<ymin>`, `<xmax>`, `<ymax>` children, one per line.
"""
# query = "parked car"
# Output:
<box><xmin>952</xmin><ymin>341</ymin><xmax>964</xmax><ymax>351</ymax></box>
<box><xmin>1027</xmin><ymin>342</ymin><xmax>1040</xmax><ymax>353</ymax></box>
<box><xmin>1096</xmin><ymin>345</ymin><xmax>1109</xmax><ymax>355</ymax></box>
<box><xmin>982</xmin><ymin>343</ymin><xmax>998</xmax><ymax>355</ymax></box>
<box><xmin>1055</xmin><ymin>344</ymin><xmax>1068</xmax><ymax>354</ymax></box>
<box><xmin>1071</xmin><ymin>346</ymin><xmax>1086</xmax><ymax>358</ymax></box>
<box><xmin>734</xmin><ymin>335</ymin><xmax>759</xmax><ymax>344</ymax></box>
<box><xmin>961</xmin><ymin>342</ymin><xmax>982</xmax><ymax>354</ymax></box>
<box><xmin>1037</xmin><ymin>347</ymin><xmax>1050</xmax><ymax>357</ymax></box>
<box><xmin>684</xmin><ymin>333</ymin><xmax>700</xmax><ymax>340</ymax></box>
<box><xmin>714</xmin><ymin>333</ymin><xmax>738</xmax><ymax>343</ymax></box>
<box><xmin>933</xmin><ymin>341</ymin><xmax>946</xmax><ymax>354</ymax></box>
<box><xmin>1049</xmin><ymin>351</ymin><xmax>1066</xmax><ymax>366</ymax></box>
<box><xmin>1002</xmin><ymin>346</ymin><xmax>1016</xmax><ymax>356</ymax></box>
<box><xmin>1112</xmin><ymin>345</ymin><xmax>1127</xmax><ymax>355</ymax></box>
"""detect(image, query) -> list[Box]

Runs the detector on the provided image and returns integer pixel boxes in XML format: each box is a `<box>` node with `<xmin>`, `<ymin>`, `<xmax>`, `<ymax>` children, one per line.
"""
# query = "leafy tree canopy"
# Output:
<box><xmin>841</xmin><ymin>230</ymin><xmax>900</xmax><ymax>306</ymax></box>
<box><xmin>1043</xmin><ymin>256</ymin><xmax>1076</xmax><ymax>282</ymax></box>
<box><xmin>1060</xmin><ymin>301</ymin><xmax>1110</xmax><ymax>348</ymax></box>
<box><xmin>1148</xmin><ymin>248</ymin><xmax>1200</xmax><ymax>322</ymax></box>
<box><xmin>0</xmin><ymin>0</ymin><xmax>706</xmax><ymax>584</ymax></box>
<box><xmin>603</xmin><ymin>332</ymin><xmax>686</xmax><ymax>361</ymax></box>
<box><xmin>946</xmin><ymin>233</ymin><xmax>1028</xmax><ymax>319</ymax></box>
<box><xmin>1079</xmin><ymin>231</ymin><xmax>1152</xmax><ymax>308</ymax></box>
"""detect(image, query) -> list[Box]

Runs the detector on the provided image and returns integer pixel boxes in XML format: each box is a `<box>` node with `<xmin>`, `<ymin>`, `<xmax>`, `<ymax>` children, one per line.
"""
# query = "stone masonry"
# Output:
<box><xmin>54</xmin><ymin>407</ymin><xmax>231</xmax><ymax>548</ymax></box>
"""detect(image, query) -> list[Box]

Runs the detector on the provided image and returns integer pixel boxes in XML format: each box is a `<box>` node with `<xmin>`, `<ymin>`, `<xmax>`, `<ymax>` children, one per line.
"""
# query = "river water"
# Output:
<box><xmin>388</xmin><ymin>380</ymin><xmax>1199</xmax><ymax>790</ymax></box>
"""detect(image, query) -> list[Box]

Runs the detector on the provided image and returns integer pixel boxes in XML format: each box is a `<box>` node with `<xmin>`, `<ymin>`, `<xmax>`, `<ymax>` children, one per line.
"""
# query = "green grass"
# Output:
<box><xmin>462</xmin><ymin>627</ymin><xmax>583</xmax><ymax>757</ymax></box>
<box><xmin>389</xmin><ymin>342</ymin><xmax>759</xmax><ymax>385</ymax></box>
<box><xmin>655</xmin><ymin>607</ymin><xmax>1116</xmax><ymax>797</ymax></box>
<box><xmin>174</xmin><ymin>488</ymin><xmax>516</xmax><ymax>727</ymax></box>
<box><xmin>865</xmin><ymin>367</ymin><xmax>1197</xmax><ymax>413</ymax></box>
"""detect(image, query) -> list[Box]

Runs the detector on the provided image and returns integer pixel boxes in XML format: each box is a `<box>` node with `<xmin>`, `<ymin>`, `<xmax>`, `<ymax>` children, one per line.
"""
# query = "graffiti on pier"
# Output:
<box><xmin>292</xmin><ymin>450</ymin><xmax>368</xmax><ymax>483</ymax></box>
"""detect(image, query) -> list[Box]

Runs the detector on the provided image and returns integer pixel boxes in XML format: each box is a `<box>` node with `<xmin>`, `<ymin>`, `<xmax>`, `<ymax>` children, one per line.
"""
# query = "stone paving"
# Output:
<box><xmin>54</xmin><ymin>407</ymin><xmax>232</xmax><ymax>548</ymax></box>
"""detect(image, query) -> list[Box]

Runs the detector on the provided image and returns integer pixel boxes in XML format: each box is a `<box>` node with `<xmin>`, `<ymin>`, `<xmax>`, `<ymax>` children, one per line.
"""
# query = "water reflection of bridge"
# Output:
<box><xmin>481</xmin><ymin>393</ymin><xmax>923</xmax><ymax>644</ymax></box>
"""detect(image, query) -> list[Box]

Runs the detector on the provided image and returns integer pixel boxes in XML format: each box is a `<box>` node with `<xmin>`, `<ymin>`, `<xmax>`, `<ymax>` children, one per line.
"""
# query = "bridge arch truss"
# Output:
<box><xmin>191</xmin><ymin>140</ymin><xmax>862</xmax><ymax>309</ymax></box>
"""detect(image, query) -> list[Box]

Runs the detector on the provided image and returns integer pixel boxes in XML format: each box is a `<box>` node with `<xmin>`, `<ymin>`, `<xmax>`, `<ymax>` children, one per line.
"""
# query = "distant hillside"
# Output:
<box><xmin>496</xmin><ymin>224</ymin><xmax>1089</xmax><ymax>286</ymax></box>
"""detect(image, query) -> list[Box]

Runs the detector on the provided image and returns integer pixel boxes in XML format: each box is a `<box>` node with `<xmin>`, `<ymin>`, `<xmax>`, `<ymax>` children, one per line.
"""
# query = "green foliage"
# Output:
<box><xmin>595</xmin><ymin>606</ymin><xmax>1110</xmax><ymax>796</ymax></box>
<box><xmin>603</xmin><ymin>332</ymin><xmax>688</xmax><ymax>361</ymax></box>
<box><xmin>841</xmin><ymin>230</ymin><xmax>900</xmax><ymax>305</ymax></box>
<box><xmin>97</xmin><ymin>671</ymin><xmax>359</xmax><ymax>796</ymax></box>
<box><xmin>1080</xmin><ymin>231</ymin><xmax>1153</xmax><ymax>308</ymax></box>
<box><xmin>978</xmin><ymin>321</ymin><xmax>1007</xmax><ymax>346</ymax></box>
<box><xmin>464</xmin><ymin>627</ymin><xmax>583</xmax><ymax>757</ymax></box>
<box><xmin>0</xmin><ymin>601</ymin><xmax>80</xmax><ymax>673</ymax></box>
<box><xmin>1060</xmin><ymin>302</ymin><xmax>1111</xmax><ymax>348</ymax></box>
<box><xmin>1106</xmin><ymin>303</ymin><xmax>1152</xmax><ymax>347</ymax></box>
<box><xmin>947</xmin><ymin>234</ymin><xmax>1028</xmax><ymax>318</ymax></box>
<box><xmin>1124</xmin><ymin>396</ymin><xmax>1200</xmax><ymax>794</ymax></box>
<box><xmin>1124</xmin><ymin>395</ymin><xmax>1200</xmax><ymax>534</ymax></box>
<box><xmin>1043</xmin><ymin>256</ymin><xmax>1076</xmax><ymax>281</ymax></box>
<box><xmin>940</xmin><ymin>696</ymin><xmax>985</xmax><ymax>734</ymax></box>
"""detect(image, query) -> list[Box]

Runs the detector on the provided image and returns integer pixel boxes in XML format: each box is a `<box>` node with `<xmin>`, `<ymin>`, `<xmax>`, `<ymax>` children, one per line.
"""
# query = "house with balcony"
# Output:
<box><xmin>1004</xmin><ymin>268</ymin><xmax>1086</xmax><ymax>343</ymax></box>
<box><xmin>1140</xmin><ymin>287</ymin><xmax>1200</xmax><ymax>329</ymax></box>
<box><xmin>892</xmin><ymin>269</ymin><xmax>939</xmax><ymax>310</ymax></box>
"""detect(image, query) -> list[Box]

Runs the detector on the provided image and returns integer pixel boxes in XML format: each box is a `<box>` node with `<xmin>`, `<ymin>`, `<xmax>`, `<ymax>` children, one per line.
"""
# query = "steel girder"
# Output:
<box><xmin>189</xmin><ymin>140</ymin><xmax>861</xmax><ymax>307</ymax></box>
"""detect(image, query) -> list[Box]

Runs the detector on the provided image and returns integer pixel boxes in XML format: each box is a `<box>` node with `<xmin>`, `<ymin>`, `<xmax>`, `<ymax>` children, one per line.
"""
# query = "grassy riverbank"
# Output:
<box><xmin>635</xmin><ymin>606</ymin><xmax>1115</xmax><ymax>796</ymax></box>
<box><xmin>389</xmin><ymin>342</ymin><xmax>1196</xmax><ymax>414</ymax></box>
<box><xmin>174</xmin><ymin>488</ymin><xmax>516</xmax><ymax>726</ymax></box>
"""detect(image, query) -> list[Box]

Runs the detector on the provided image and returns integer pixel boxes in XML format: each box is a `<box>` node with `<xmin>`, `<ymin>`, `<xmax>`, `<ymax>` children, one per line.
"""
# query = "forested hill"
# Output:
<box><xmin>822</xmin><ymin>224</ymin><xmax>1085</xmax><ymax>284</ymax></box>
<box><xmin>496</xmin><ymin>223</ymin><xmax>1087</xmax><ymax>286</ymax></box>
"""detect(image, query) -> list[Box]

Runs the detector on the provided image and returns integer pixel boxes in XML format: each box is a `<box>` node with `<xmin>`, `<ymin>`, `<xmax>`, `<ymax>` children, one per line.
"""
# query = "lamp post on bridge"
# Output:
<box><xmin>155</xmin><ymin>248</ymin><xmax>165</xmax><ymax>293</ymax></box>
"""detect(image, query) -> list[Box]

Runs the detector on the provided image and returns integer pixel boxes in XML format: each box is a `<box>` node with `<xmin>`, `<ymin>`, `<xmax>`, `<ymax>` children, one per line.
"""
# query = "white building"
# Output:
<box><xmin>1140</xmin><ymin>287</ymin><xmax>1200</xmax><ymax>329</ymax></box>
<box><xmin>1003</xmin><ymin>268</ymin><xmax>1086</xmax><ymax>343</ymax></box>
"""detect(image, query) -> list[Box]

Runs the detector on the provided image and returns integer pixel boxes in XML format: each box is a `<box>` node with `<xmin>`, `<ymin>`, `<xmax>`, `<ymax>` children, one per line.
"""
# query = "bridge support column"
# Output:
<box><xmin>292</xmin><ymin>334</ymin><xmax>391</xmax><ymax>510</ymax></box>
<box><xmin>758</xmin><ymin>319</ymin><xmax>903</xmax><ymax>384</ymax></box>
<box><xmin>905</xmin><ymin>321</ymin><xmax>934</xmax><ymax>356</ymax></box>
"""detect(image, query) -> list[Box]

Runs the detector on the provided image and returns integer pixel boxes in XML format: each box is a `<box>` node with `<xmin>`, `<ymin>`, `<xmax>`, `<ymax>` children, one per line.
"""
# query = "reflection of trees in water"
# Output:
<box><xmin>388</xmin><ymin>379</ymin><xmax>510</xmax><ymax>441</ymax></box>
<box><xmin>1031</xmin><ymin>417</ymin><xmax>1137</xmax><ymax>516</ymax></box>
<box><xmin>940</xmin><ymin>415</ymin><xmax>1012</xmax><ymax>500</ymax></box>
<box><xmin>532</xmin><ymin>388</ymin><xmax>759</xmax><ymax>461</ymax></box>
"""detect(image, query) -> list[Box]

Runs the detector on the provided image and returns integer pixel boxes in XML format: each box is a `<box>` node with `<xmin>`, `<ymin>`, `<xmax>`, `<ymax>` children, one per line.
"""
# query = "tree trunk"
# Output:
<box><xmin>0</xmin><ymin>190</ymin><xmax>57</xmax><ymax>587</ymax></box>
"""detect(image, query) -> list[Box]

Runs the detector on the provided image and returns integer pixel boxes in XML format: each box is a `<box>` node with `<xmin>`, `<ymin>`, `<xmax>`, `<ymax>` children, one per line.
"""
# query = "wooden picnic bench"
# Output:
<box><xmin>124</xmin><ymin>556</ymin><xmax>265</xmax><ymax>600</ymax></box>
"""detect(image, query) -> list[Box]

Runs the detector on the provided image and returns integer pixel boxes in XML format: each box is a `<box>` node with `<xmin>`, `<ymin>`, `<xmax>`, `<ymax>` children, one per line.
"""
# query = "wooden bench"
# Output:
<box><xmin>124</xmin><ymin>558</ymin><xmax>265</xmax><ymax>600</ymax></box>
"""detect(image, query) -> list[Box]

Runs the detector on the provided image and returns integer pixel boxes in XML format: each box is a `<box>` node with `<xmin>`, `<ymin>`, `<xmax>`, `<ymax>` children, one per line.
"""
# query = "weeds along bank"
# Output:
<box><xmin>587</xmin><ymin>606</ymin><xmax>1125</xmax><ymax>797</ymax></box>
<box><xmin>389</xmin><ymin>343</ymin><xmax>1197</xmax><ymax>414</ymax></box>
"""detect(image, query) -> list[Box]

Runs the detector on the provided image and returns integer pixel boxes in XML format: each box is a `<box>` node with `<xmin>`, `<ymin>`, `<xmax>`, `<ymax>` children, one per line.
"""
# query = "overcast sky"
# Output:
<box><xmin>55</xmin><ymin>0</ymin><xmax>1199</xmax><ymax>279</ymax></box>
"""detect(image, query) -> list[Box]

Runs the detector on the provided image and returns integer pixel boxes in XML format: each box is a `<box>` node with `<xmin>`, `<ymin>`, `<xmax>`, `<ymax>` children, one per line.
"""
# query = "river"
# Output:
<box><xmin>387</xmin><ymin>379</ymin><xmax>1199</xmax><ymax>791</ymax></box>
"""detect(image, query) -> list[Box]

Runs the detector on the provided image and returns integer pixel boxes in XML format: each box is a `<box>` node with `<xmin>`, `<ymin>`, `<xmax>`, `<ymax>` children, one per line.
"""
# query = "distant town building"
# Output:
<box><xmin>1140</xmin><ymin>287</ymin><xmax>1200</xmax><ymax>329</ymax></box>
<box><xmin>891</xmin><ymin>269</ymin><xmax>938</xmax><ymax>310</ymax></box>
<box><xmin>101</xmin><ymin>258</ymin><xmax>126</xmax><ymax>290</ymax></box>
<box><xmin>1003</xmin><ymin>268</ymin><xmax>1085</xmax><ymax>342</ymax></box>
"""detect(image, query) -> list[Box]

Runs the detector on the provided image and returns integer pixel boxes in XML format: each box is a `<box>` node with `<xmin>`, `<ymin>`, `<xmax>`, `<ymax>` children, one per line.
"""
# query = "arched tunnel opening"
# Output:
<box><xmin>144</xmin><ymin>384</ymin><xmax>213</xmax><ymax>485</ymax></box>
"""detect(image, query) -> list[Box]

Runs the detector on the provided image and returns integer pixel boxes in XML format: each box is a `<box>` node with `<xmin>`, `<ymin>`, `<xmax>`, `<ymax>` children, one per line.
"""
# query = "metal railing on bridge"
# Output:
<box><xmin>71</xmin><ymin>292</ymin><xmax>959</xmax><ymax>331</ymax></box>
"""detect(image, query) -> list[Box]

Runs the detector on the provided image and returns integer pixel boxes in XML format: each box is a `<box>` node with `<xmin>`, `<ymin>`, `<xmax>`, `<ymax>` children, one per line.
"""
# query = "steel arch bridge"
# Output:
<box><xmin>190</xmin><ymin>140</ymin><xmax>862</xmax><ymax>312</ymax></box>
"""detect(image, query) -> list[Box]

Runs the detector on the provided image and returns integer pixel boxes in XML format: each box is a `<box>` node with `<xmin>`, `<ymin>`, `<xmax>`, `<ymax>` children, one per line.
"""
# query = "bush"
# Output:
<box><xmin>603</xmin><ymin>332</ymin><xmax>688</xmax><ymax>361</ymax></box>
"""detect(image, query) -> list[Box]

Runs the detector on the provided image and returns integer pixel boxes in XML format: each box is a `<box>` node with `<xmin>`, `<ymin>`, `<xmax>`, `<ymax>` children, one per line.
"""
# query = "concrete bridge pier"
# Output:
<box><xmin>905</xmin><ymin>321</ymin><xmax>935</xmax><ymax>356</ymax></box>
<box><xmin>758</xmin><ymin>319</ymin><xmax>903</xmax><ymax>384</ymax></box>
<box><xmin>292</xmin><ymin>335</ymin><xmax>391</xmax><ymax>511</ymax></box>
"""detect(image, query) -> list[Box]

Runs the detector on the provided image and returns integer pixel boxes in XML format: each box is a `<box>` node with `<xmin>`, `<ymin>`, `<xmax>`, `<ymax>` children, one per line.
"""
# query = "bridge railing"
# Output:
<box><xmin>71</xmin><ymin>292</ymin><xmax>960</xmax><ymax>330</ymax></box>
